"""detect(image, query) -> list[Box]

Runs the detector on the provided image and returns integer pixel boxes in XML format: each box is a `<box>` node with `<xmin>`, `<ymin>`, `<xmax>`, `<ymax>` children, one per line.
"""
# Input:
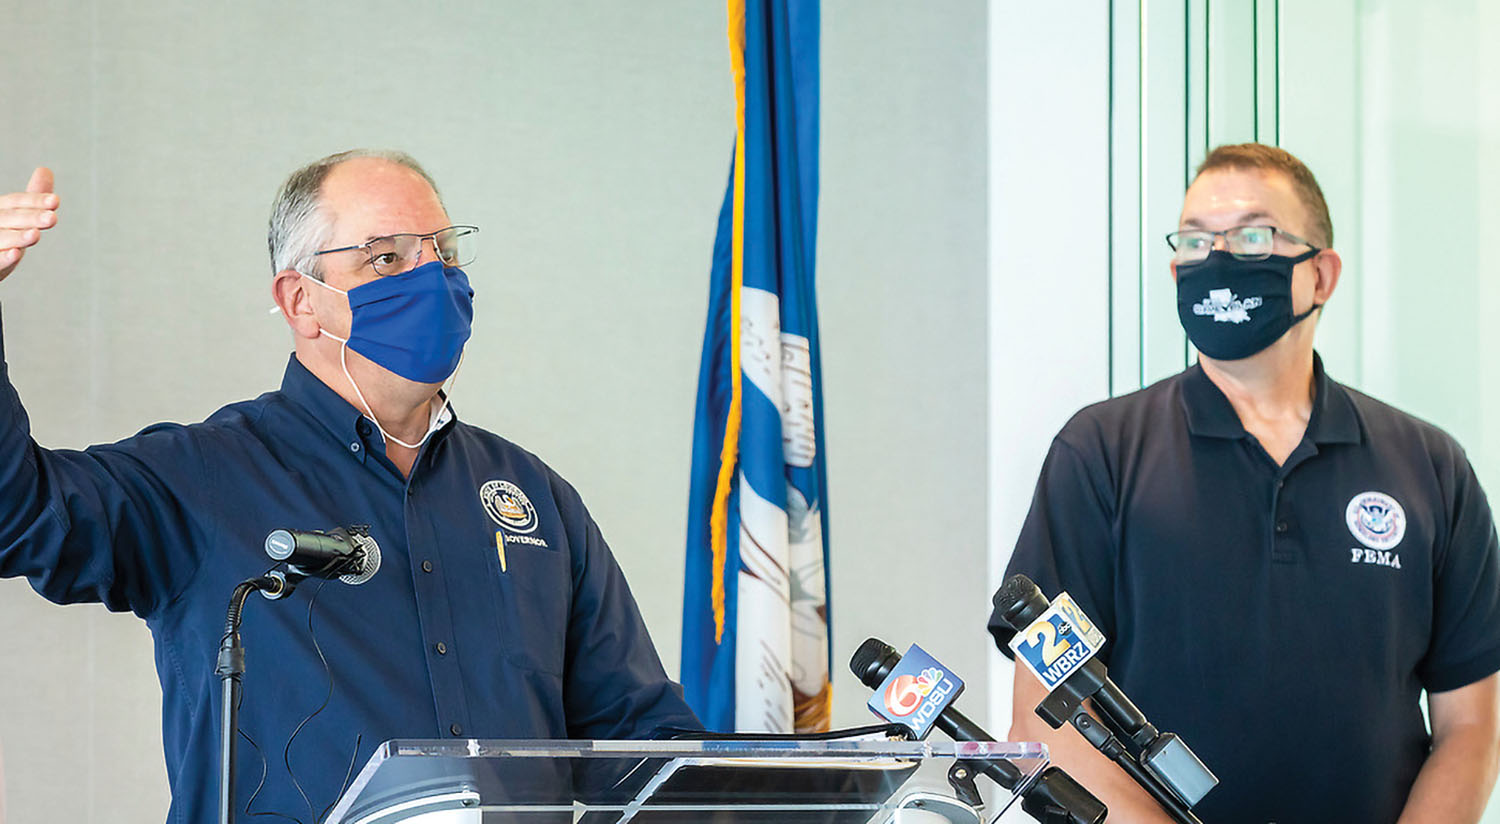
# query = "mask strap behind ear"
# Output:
<box><xmin>270</xmin><ymin>271</ymin><xmax>346</xmax><ymax>314</ymax></box>
<box><xmin>1291</xmin><ymin>247</ymin><xmax>1325</xmax><ymax>326</ymax></box>
<box><xmin>1291</xmin><ymin>302</ymin><xmax>1322</xmax><ymax>327</ymax></box>
<box><xmin>308</xmin><ymin>271</ymin><xmax>451</xmax><ymax>452</ymax></box>
<box><xmin>302</xmin><ymin>272</ymin><xmax>349</xmax><ymax>295</ymax></box>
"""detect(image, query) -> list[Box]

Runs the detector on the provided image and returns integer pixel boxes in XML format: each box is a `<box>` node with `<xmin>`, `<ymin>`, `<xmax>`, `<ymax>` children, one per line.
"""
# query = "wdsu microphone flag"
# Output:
<box><xmin>682</xmin><ymin>0</ymin><xmax>829</xmax><ymax>733</ymax></box>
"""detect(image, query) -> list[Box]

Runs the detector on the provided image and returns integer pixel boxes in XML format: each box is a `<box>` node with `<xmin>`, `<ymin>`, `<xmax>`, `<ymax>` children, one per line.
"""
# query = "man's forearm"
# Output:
<box><xmin>1397</xmin><ymin>724</ymin><xmax>1500</xmax><ymax>824</ymax></box>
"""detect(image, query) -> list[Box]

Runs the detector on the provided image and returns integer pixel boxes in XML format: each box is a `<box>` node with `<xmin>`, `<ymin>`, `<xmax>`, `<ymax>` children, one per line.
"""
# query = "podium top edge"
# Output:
<box><xmin>379</xmin><ymin>738</ymin><xmax>1049</xmax><ymax>760</ymax></box>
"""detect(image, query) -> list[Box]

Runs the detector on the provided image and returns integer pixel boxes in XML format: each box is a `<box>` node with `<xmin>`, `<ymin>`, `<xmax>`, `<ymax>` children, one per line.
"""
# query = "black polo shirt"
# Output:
<box><xmin>992</xmin><ymin>354</ymin><xmax>1500</xmax><ymax>824</ymax></box>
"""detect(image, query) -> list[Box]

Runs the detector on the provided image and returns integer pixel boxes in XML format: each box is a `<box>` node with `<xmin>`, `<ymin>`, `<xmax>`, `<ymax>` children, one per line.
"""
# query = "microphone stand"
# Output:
<box><xmin>1034</xmin><ymin>665</ymin><xmax>1205</xmax><ymax>824</ymax></box>
<box><xmin>216</xmin><ymin>571</ymin><xmax>297</xmax><ymax>824</ymax></box>
<box><xmin>1062</xmin><ymin>705</ymin><xmax>1201</xmax><ymax>824</ymax></box>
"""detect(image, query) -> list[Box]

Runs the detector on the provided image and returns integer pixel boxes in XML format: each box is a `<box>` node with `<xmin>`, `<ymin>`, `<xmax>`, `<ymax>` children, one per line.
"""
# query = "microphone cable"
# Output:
<box><xmin>281</xmin><ymin>577</ymin><xmax>365</xmax><ymax>824</ymax></box>
<box><xmin>237</xmin><ymin>687</ymin><xmax>303</xmax><ymax>824</ymax></box>
<box><xmin>318</xmin><ymin>732</ymin><xmax>365</xmax><ymax>824</ymax></box>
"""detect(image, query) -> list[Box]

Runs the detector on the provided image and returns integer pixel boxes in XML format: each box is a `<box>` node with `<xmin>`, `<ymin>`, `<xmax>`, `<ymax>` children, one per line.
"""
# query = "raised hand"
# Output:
<box><xmin>0</xmin><ymin>168</ymin><xmax>59</xmax><ymax>283</ymax></box>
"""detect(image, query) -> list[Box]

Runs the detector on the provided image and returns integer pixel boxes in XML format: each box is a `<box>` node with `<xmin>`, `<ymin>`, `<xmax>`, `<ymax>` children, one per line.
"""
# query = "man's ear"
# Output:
<box><xmin>272</xmin><ymin>269</ymin><xmax>323</xmax><ymax>340</ymax></box>
<box><xmin>1312</xmin><ymin>249</ymin><xmax>1342</xmax><ymax>305</ymax></box>
<box><xmin>1170</xmin><ymin>259</ymin><xmax>1179</xmax><ymax>283</ymax></box>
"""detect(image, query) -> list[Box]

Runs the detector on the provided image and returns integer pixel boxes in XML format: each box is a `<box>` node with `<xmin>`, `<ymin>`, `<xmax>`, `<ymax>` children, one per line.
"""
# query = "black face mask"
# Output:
<box><xmin>1175</xmin><ymin>248</ymin><xmax>1320</xmax><ymax>360</ymax></box>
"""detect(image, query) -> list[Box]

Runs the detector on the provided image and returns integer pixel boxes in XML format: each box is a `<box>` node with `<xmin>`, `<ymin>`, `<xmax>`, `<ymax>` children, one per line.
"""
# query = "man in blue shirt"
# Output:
<box><xmin>0</xmin><ymin>154</ymin><xmax>700</xmax><ymax>824</ymax></box>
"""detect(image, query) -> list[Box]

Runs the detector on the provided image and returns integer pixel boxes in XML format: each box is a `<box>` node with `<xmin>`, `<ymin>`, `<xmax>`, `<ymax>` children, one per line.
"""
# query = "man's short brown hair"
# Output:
<box><xmin>1195</xmin><ymin>143</ymin><xmax>1333</xmax><ymax>248</ymax></box>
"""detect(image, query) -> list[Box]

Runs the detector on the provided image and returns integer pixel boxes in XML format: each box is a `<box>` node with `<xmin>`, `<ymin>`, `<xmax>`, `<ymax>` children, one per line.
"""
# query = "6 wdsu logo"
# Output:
<box><xmin>481</xmin><ymin>480</ymin><xmax>549</xmax><ymax>549</ymax></box>
<box><xmin>866</xmin><ymin>644</ymin><xmax>964</xmax><ymax>739</ymax></box>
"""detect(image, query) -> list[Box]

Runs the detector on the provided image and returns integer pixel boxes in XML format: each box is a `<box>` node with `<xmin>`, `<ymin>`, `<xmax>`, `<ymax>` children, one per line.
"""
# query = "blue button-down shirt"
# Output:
<box><xmin>0</xmin><ymin>314</ymin><xmax>700</xmax><ymax>824</ymax></box>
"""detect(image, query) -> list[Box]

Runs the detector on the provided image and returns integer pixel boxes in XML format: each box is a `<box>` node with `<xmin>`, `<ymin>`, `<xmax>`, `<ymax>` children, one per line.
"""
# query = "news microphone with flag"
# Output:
<box><xmin>850</xmin><ymin>638</ymin><xmax>1106</xmax><ymax>824</ymax></box>
<box><xmin>993</xmin><ymin>574</ymin><xmax>1157</xmax><ymax>746</ymax></box>
<box><xmin>263</xmin><ymin>526</ymin><xmax>380</xmax><ymax>585</ymax></box>
<box><xmin>993</xmin><ymin>574</ymin><xmax>1216</xmax><ymax>815</ymax></box>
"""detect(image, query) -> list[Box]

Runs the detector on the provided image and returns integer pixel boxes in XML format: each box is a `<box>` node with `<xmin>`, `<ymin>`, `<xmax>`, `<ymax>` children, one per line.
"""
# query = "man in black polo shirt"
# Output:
<box><xmin>992</xmin><ymin>143</ymin><xmax>1500</xmax><ymax>823</ymax></box>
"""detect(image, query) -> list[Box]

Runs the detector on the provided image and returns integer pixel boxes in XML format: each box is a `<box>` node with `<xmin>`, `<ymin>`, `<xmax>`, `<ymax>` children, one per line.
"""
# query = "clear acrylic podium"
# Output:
<box><xmin>323</xmin><ymin>739</ymin><xmax>1050</xmax><ymax>824</ymax></box>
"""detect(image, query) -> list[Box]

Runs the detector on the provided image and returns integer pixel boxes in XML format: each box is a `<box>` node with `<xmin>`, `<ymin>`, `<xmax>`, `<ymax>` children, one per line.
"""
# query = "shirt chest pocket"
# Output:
<box><xmin>488</xmin><ymin>539</ymin><xmax>571</xmax><ymax>676</ymax></box>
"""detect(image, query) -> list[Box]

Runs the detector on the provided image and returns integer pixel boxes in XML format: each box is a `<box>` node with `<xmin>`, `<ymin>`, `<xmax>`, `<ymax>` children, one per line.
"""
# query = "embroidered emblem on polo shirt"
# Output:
<box><xmin>1346</xmin><ymin>491</ymin><xmax>1406</xmax><ymax>551</ymax></box>
<box><xmin>480</xmin><ymin>479</ymin><xmax>549</xmax><ymax>551</ymax></box>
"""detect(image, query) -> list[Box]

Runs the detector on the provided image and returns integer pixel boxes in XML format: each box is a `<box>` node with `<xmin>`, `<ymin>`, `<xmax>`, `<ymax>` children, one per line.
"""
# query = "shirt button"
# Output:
<box><xmin>450</xmin><ymin>723</ymin><xmax>463</xmax><ymax>736</ymax></box>
<box><xmin>421</xmin><ymin>560</ymin><xmax>434</xmax><ymax>573</ymax></box>
<box><xmin>406</xmin><ymin>486</ymin><xmax>415</xmax><ymax>497</ymax></box>
<box><xmin>349</xmin><ymin>441</ymin><xmax>360</xmax><ymax>453</ymax></box>
<box><xmin>1276</xmin><ymin>479</ymin><xmax>1284</xmax><ymax>490</ymax></box>
<box><xmin>435</xmin><ymin>641</ymin><xmax>448</xmax><ymax>655</ymax></box>
<box><xmin>1275</xmin><ymin>520</ymin><xmax>1289</xmax><ymax>534</ymax></box>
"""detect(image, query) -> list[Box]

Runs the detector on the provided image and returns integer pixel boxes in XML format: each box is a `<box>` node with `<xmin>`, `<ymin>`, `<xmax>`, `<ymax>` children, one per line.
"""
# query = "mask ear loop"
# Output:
<box><xmin>1288</xmin><ymin>247</ymin><xmax>1324</xmax><ymax>329</ymax></box>
<box><xmin>326</xmin><ymin>330</ymin><xmax>432</xmax><ymax>451</ymax></box>
<box><xmin>438</xmin><ymin>350</ymin><xmax>465</xmax><ymax>413</ymax></box>
<box><xmin>304</xmin><ymin>273</ymin><xmax>439</xmax><ymax>451</ymax></box>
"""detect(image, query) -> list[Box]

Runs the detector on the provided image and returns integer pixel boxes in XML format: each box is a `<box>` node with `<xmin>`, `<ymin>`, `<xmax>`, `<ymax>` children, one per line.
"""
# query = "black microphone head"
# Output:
<box><xmin>334</xmin><ymin>528</ymin><xmax>381</xmax><ymax>586</ymax></box>
<box><xmin>994</xmin><ymin>573</ymin><xmax>1051</xmax><ymax>632</ymax></box>
<box><xmin>263</xmin><ymin>526</ymin><xmax>380</xmax><ymax>585</ymax></box>
<box><xmin>849</xmin><ymin>638</ymin><xmax>902</xmax><ymax>689</ymax></box>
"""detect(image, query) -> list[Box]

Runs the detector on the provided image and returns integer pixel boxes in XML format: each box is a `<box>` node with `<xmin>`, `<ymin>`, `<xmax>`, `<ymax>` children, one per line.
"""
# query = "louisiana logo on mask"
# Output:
<box><xmin>1192</xmin><ymin>288</ymin><xmax>1263</xmax><ymax>324</ymax></box>
<box><xmin>1175</xmin><ymin>248</ymin><xmax>1319</xmax><ymax>361</ymax></box>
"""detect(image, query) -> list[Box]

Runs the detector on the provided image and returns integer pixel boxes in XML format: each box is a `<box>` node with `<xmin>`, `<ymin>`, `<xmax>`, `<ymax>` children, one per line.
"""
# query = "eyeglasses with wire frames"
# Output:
<box><xmin>306</xmin><ymin>225</ymin><xmax>479</xmax><ymax>276</ymax></box>
<box><xmin>1165</xmin><ymin>225</ymin><xmax>1318</xmax><ymax>264</ymax></box>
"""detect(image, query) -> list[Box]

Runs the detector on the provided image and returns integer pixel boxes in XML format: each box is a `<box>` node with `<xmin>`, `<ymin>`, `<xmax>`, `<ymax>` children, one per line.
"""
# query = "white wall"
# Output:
<box><xmin>985</xmin><ymin>0</ymin><xmax>1113</xmax><ymax>743</ymax></box>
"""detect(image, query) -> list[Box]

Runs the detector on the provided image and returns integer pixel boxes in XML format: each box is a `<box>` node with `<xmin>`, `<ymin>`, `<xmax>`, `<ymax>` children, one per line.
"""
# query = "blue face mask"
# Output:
<box><xmin>308</xmin><ymin>260</ymin><xmax>475</xmax><ymax>383</ymax></box>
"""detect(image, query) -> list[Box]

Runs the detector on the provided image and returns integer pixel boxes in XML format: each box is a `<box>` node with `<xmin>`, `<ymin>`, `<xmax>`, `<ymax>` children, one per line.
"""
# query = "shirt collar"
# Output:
<box><xmin>1180</xmin><ymin>352</ymin><xmax>1363</xmax><ymax>445</ymax></box>
<box><xmin>1307</xmin><ymin>354</ymin><xmax>1362</xmax><ymax>444</ymax></box>
<box><xmin>278</xmin><ymin>355</ymin><xmax>459</xmax><ymax>459</ymax></box>
<box><xmin>281</xmin><ymin>354</ymin><xmax>366</xmax><ymax>451</ymax></box>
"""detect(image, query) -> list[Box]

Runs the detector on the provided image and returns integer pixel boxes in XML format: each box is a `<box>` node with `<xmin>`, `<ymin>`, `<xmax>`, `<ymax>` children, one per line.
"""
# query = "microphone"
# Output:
<box><xmin>264</xmin><ymin>525</ymin><xmax>381</xmax><ymax>586</ymax></box>
<box><xmin>851</xmin><ymin>638</ymin><xmax>1106</xmax><ymax>824</ymax></box>
<box><xmin>992</xmin><ymin>574</ymin><xmax>1216</xmax><ymax>814</ymax></box>
<box><xmin>993</xmin><ymin>575</ymin><xmax>1155</xmax><ymax>744</ymax></box>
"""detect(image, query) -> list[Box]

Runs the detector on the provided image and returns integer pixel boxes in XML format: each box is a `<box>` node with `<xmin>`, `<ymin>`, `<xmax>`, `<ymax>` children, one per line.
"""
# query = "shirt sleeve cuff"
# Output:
<box><xmin>1423</xmin><ymin>645</ymin><xmax>1500</xmax><ymax>693</ymax></box>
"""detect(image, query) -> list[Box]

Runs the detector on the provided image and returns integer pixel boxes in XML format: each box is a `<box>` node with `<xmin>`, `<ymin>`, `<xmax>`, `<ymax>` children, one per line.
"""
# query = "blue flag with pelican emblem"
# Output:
<box><xmin>681</xmin><ymin>0</ymin><xmax>828</xmax><ymax>733</ymax></box>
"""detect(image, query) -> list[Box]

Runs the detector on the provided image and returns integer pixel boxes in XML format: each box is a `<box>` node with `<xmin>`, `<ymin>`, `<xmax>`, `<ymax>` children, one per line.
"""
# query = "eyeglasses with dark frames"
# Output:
<box><xmin>1165</xmin><ymin>225</ymin><xmax>1317</xmax><ymax>264</ymax></box>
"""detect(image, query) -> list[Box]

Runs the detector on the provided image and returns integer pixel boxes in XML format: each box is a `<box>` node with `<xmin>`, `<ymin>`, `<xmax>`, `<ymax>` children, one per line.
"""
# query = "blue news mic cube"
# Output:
<box><xmin>866</xmin><ymin>644</ymin><xmax>965</xmax><ymax>740</ymax></box>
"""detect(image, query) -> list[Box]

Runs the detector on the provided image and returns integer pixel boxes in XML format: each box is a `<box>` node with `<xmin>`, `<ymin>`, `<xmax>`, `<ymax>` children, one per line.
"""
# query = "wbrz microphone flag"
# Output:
<box><xmin>1009</xmin><ymin>592</ymin><xmax>1107</xmax><ymax>691</ymax></box>
<box><xmin>681</xmin><ymin>0</ymin><xmax>829</xmax><ymax>733</ymax></box>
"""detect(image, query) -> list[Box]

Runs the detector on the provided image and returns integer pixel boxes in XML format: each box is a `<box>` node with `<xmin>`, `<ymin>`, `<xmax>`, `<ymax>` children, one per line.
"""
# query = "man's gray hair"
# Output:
<box><xmin>267</xmin><ymin>149</ymin><xmax>444</xmax><ymax>278</ymax></box>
